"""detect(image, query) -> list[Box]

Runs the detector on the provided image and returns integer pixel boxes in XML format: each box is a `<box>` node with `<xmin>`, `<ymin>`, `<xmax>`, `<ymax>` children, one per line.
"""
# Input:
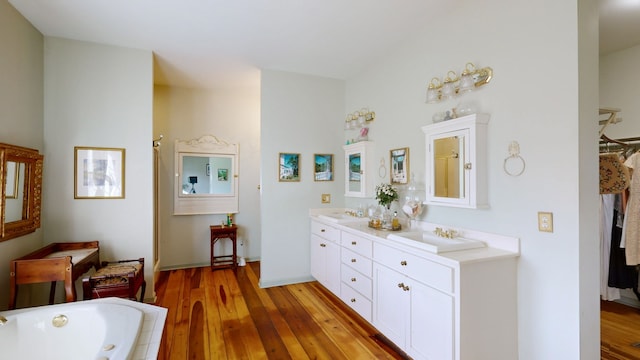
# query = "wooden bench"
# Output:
<box><xmin>8</xmin><ymin>241</ymin><xmax>100</xmax><ymax>309</ymax></box>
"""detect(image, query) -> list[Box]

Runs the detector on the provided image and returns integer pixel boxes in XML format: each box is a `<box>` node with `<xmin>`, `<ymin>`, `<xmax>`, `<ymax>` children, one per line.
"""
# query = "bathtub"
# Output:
<box><xmin>0</xmin><ymin>298</ymin><xmax>164</xmax><ymax>360</ymax></box>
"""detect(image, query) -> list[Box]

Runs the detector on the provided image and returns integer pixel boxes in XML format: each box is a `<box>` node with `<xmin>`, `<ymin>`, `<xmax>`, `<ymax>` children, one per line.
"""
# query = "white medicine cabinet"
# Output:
<box><xmin>344</xmin><ymin>141</ymin><xmax>375</xmax><ymax>198</ymax></box>
<box><xmin>422</xmin><ymin>114</ymin><xmax>489</xmax><ymax>208</ymax></box>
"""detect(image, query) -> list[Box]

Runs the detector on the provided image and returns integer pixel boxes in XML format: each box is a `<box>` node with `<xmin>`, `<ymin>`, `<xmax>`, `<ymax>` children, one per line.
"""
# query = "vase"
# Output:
<box><xmin>382</xmin><ymin>205</ymin><xmax>393</xmax><ymax>229</ymax></box>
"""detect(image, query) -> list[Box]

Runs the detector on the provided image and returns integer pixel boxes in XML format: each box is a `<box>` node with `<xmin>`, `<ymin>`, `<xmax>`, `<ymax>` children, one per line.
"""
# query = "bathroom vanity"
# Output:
<box><xmin>309</xmin><ymin>210</ymin><xmax>519</xmax><ymax>360</ymax></box>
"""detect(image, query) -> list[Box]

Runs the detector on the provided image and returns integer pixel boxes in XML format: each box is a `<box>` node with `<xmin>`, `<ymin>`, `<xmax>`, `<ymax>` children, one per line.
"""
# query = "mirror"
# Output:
<box><xmin>0</xmin><ymin>143</ymin><xmax>43</xmax><ymax>242</ymax></box>
<box><xmin>433</xmin><ymin>136</ymin><xmax>463</xmax><ymax>198</ymax></box>
<box><xmin>174</xmin><ymin>135</ymin><xmax>239</xmax><ymax>215</ymax></box>
<box><xmin>422</xmin><ymin>114</ymin><xmax>489</xmax><ymax>209</ymax></box>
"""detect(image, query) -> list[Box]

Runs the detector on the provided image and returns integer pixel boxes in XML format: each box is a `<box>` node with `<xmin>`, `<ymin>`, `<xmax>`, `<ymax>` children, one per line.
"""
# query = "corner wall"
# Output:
<box><xmin>42</xmin><ymin>37</ymin><xmax>155</xmax><ymax>302</ymax></box>
<box><xmin>0</xmin><ymin>0</ymin><xmax>45</xmax><ymax>310</ymax></box>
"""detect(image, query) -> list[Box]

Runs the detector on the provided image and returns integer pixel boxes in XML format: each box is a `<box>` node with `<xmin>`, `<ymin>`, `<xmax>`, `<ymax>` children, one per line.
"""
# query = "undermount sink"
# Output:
<box><xmin>386</xmin><ymin>231</ymin><xmax>485</xmax><ymax>253</ymax></box>
<box><xmin>317</xmin><ymin>213</ymin><xmax>366</xmax><ymax>224</ymax></box>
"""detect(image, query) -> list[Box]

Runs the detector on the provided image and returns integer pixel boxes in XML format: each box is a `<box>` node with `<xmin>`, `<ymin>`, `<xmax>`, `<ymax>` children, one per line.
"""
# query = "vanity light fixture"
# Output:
<box><xmin>425</xmin><ymin>62</ymin><xmax>493</xmax><ymax>104</ymax></box>
<box><xmin>344</xmin><ymin>107</ymin><xmax>375</xmax><ymax>130</ymax></box>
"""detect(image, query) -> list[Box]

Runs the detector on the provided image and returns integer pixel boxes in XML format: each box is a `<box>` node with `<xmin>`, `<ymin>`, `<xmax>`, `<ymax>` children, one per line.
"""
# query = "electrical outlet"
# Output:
<box><xmin>321</xmin><ymin>194</ymin><xmax>331</xmax><ymax>204</ymax></box>
<box><xmin>538</xmin><ymin>212</ymin><xmax>553</xmax><ymax>232</ymax></box>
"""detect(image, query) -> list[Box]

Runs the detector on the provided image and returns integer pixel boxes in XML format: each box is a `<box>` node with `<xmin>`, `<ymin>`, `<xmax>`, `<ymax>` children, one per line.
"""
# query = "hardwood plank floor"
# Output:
<box><xmin>154</xmin><ymin>262</ymin><xmax>406</xmax><ymax>360</ymax></box>
<box><xmin>155</xmin><ymin>263</ymin><xmax>640</xmax><ymax>359</ymax></box>
<box><xmin>601</xmin><ymin>300</ymin><xmax>640</xmax><ymax>360</ymax></box>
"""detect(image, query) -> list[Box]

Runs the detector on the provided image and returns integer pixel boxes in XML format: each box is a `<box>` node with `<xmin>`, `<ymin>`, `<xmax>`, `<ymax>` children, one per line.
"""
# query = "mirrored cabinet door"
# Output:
<box><xmin>422</xmin><ymin>114</ymin><xmax>489</xmax><ymax>209</ymax></box>
<box><xmin>344</xmin><ymin>141</ymin><xmax>375</xmax><ymax>198</ymax></box>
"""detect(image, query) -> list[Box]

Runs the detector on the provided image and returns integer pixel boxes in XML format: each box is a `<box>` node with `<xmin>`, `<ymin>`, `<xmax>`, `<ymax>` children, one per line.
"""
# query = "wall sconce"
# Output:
<box><xmin>344</xmin><ymin>108</ymin><xmax>375</xmax><ymax>130</ymax></box>
<box><xmin>425</xmin><ymin>62</ymin><xmax>493</xmax><ymax>104</ymax></box>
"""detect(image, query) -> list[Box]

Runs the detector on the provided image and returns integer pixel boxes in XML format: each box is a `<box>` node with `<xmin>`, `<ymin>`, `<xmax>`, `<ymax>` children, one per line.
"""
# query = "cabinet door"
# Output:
<box><xmin>408</xmin><ymin>280</ymin><xmax>454</xmax><ymax>360</ymax></box>
<box><xmin>344</xmin><ymin>141</ymin><xmax>374</xmax><ymax>198</ymax></box>
<box><xmin>310</xmin><ymin>234</ymin><xmax>326</xmax><ymax>284</ymax></box>
<box><xmin>325</xmin><ymin>239</ymin><xmax>341</xmax><ymax>295</ymax></box>
<box><xmin>310</xmin><ymin>234</ymin><xmax>341</xmax><ymax>295</ymax></box>
<box><xmin>373</xmin><ymin>263</ymin><xmax>408</xmax><ymax>348</ymax></box>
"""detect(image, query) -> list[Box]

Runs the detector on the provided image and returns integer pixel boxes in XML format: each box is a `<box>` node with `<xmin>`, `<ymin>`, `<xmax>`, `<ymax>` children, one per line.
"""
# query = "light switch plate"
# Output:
<box><xmin>321</xmin><ymin>194</ymin><xmax>331</xmax><ymax>204</ymax></box>
<box><xmin>538</xmin><ymin>212</ymin><xmax>553</xmax><ymax>232</ymax></box>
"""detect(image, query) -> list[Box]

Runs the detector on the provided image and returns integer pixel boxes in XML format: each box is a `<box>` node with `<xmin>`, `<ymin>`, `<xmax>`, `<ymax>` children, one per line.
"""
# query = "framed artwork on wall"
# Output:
<box><xmin>390</xmin><ymin>147</ymin><xmax>409</xmax><ymax>184</ymax></box>
<box><xmin>279</xmin><ymin>153</ymin><xmax>300</xmax><ymax>182</ymax></box>
<box><xmin>74</xmin><ymin>146</ymin><xmax>125</xmax><ymax>199</ymax></box>
<box><xmin>314</xmin><ymin>154</ymin><xmax>333</xmax><ymax>181</ymax></box>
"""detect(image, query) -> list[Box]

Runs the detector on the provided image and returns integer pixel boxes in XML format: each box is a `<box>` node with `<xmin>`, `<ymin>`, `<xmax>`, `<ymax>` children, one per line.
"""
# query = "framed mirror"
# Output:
<box><xmin>422</xmin><ymin>114</ymin><xmax>489</xmax><ymax>209</ymax></box>
<box><xmin>174</xmin><ymin>135</ymin><xmax>239</xmax><ymax>215</ymax></box>
<box><xmin>0</xmin><ymin>143</ymin><xmax>44</xmax><ymax>242</ymax></box>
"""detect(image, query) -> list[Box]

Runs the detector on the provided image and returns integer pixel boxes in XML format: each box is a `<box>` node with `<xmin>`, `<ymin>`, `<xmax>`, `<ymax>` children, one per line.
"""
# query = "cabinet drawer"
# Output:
<box><xmin>341</xmin><ymin>232</ymin><xmax>373</xmax><ymax>257</ymax></box>
<box><xmin>342</xmin><ymin>247</ymin><xmax>372</xmax><ymax>277</ymax></box>
<box><xmin>311</xmin><ymin>220</ymin><xmax>340</xmax><ymax>242</ymax></box>
<box><xmin>374</xmin><ymin>243</ymin><xmax>453</xmax><ymax>293</ymax></box>
<box><xmin>341</xmin><ymin>282</ymin><xmax>372</xmax><ymax>322</ymax></box>
<box><xmin>341</xmin><ymin>263</ymin><xmax>372</xmax><ymax>299</ymax></box>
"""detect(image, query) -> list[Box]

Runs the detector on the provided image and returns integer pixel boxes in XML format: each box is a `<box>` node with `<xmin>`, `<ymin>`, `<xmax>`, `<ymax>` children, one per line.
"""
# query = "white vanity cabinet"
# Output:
<box><xmin>310</xmin><ymin>220</ymin><xmax>341</xmax><ymax>295</ymax></box>
<box><xmin>343</xmin><ymin>141</ymin><xmax>375</xmax><ymax>198</ymax></box>
<box><xmin>422</xmin><ymin>114</ymin><xmax>489</xmax><ymax>208</ymax></box>
<box><xmin>373</xmin><ymin>243</ymin><xmax>454</xmax><ymax>360</ymax></box>
<box><xmin>339</xmin><ymin>231</ymin><xmax>374</xmax><ymax>322</ymax></box>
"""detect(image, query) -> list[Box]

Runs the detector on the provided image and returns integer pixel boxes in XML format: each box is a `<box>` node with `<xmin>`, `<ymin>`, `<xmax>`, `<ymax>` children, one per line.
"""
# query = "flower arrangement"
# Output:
<box><xmin>375</xmin><ymin>183</ymin><xmax>398</xmax><ymax>208</ymax></box>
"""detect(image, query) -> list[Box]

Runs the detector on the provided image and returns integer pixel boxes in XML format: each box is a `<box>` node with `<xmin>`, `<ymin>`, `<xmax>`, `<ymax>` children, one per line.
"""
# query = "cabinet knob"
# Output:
<box><xmin>397</xmin><ymin>282</ymin><xmax>404</xmax><ymax>288</ymax></box>
<box><xmin>351</xmin><ymin>258</ymin><xmax>356</xmax><ymax>263</ymax></box>
<box><xmin>403</xmin><ymin>285</ymin><xmax>410</xmax><ymax>291</ymax></box>
<box><xmin>464</xmin><ymin>162</ymin><xmax>472</xmax><ymax>170</ymax></box>
<box><xmin>351</xmin><ymin>277</ymin><xmax>356</xmax><ymax>282</ymax></box>
<box><xmin>321</xmin><ymin>229</ymin><xmax>326</xmax><ymax>232</ymax></box>
<box><xmin>351</xmin><ymin>241</ymin><xmax>356</xmax><ymax>245</ymax></box>
<box><xmin>320</xmin><ymin>243</ymin><xmax>326</xmax><ymax>247</ymax></box>
<box><xmin>351</xmin><ymin>298</ymin><xmax>356</xmax><ymax>303</ymax></box>
<box><xmin>400</xmin><ymin>260</ymin><xmax>407</xmax><ymax>266</ymax></box>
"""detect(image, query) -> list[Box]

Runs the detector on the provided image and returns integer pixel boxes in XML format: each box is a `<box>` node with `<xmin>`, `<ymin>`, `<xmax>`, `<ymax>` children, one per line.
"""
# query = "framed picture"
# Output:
<box><xmin>218</xmin><ymin>168</ymin><xmax>228</xmax><ymax>181</ymax></box>
<box><xmin>390</xmin><ymin>147</ymin><xmax>409</xmax><ymax>184</ymax></box>
<box><xmin>314</xmin><ymin>154</ymin><xmax>333</xmax><ymax>181</ymax></box>
<box><xmin>5</xmin><ymin>161</ymin><xmax>18</xmax><ymax>199</ymax></box>
<box><xmin>74</xmin><ymin>146</ymin><xmax>125</xmax><ymax>199</ymax></box>
<box><xmin>279</xmin><ymin>153</ymin><xmax>300</xmax><ymax>182</ymax></box>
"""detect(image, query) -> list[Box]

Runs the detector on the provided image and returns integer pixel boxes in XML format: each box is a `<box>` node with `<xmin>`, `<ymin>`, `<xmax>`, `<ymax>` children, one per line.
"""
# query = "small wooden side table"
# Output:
<box><xmin>209</xmin><ymin>224</ymin><xmax>238</xmax><ymax>271</ymax></box>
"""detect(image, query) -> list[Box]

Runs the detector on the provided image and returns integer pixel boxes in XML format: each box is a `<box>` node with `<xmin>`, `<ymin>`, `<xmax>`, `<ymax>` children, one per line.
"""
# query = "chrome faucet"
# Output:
<box><xmin>0</xmin><ymin>315</ymin><xmax>7</xmax><ymax>325</ymax></box>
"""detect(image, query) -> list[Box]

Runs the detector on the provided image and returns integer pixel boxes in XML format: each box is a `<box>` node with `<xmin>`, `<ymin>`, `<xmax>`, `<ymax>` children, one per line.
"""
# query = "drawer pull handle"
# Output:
<box><xmin>351</xmin><ymin>298</ymin><xmax>356</xmax><ymax>303</ymax></box>
<box><xmin>351</xmin><ymin>258</ymin><xmax>356</xmax><ymax>263</ymax></box>
<box><xmin>321</xmin><ymin>229</ymin><xmax>326</xmax><ymax>232</ymax></box>
<box><xmin>351</xmin><ymin>277</ymin><xmax>356</xmax><ymax>282</ymax></box>
<box><xmin>320</xmin><ymin>243</ymin><xmax>326</xmax><ymax>247</ymax></box>
<box><xmin>400</xmin><ymin>260</ymin><xmax>407</xmax><ymax>266</ymax></box>
<box><xmin>351</xmin><ymin>241</ymin><xmax>357</xmax><ymax>245</ymax></box>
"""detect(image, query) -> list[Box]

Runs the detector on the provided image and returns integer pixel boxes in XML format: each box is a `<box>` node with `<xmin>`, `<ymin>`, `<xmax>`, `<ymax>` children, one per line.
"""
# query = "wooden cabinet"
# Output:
<box><xmin>343</xmin><ymin>141</ymin><xmax>375</xmax><ymax>198</ymax></box>
<box><xmin>373</xmin><ymin>243</ymin><xmax>454</xmax><ymax>360</ymax></box>
<box><xmin>310</xmin><ymin>220</ymin><xmax>341</xmax><ymax>295</ymax></box>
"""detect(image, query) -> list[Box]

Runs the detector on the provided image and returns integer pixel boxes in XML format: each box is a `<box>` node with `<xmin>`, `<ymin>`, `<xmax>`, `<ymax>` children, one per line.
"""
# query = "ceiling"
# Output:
<box><xmin>8</xmin><ymin>0</ymin><xmax>640</xmax><ymax>90</ymax></box>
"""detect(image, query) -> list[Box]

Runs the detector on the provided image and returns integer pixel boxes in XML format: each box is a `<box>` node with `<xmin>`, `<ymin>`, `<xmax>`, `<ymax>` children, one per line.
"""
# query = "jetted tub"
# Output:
<box><xmin>0</xmin><ymin>299</ymin><xmax>145</xmax><ymax>360</ymax></box>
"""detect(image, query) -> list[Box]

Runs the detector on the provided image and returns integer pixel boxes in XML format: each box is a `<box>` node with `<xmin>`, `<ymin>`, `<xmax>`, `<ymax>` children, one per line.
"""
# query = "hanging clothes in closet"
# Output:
<box><xmin>599</xmin><ymin>150</ymin><xmax>632</xmax><ymax>300</ymax></box>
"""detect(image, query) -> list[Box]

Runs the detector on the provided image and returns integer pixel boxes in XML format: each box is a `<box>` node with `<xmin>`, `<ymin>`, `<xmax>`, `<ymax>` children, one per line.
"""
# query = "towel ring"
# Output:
<box><xmin>504</xmin><ymin>141</ymin><xmax>526</xmax><ymax>177</ymax></box>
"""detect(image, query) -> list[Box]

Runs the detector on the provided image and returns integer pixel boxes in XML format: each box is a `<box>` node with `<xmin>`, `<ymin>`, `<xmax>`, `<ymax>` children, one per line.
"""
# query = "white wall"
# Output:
<box><xmin>600</xmin><ymin>45</ymin><xmax>640</xmax><ymax>138</ymax></box>
<box><xmin>153</xmin><ymin>85</ymin><xmax>261</xmax><ymax>269</ymax></box>
<box><xmin>342</xmin><ymin>0</ymin><xmax>599</xmax><ymax>359</ymax></box>
<box><xmin>42</xmin><ymin>37</ymin><xmax>155</xmax><ymax>302</ymax></box>
<box><xmin>260</xmin><ymin>70</ymin><xmax>345</xmax><ymax>287</ymax></box>
<box><xmin>0</xmin><ymin>0</ymin><xmax>45</xmax><ymax>310</ymax></box>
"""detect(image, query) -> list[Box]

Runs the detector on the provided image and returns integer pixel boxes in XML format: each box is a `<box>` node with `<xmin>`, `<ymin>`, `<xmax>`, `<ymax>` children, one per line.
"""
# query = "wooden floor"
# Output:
<box><xmin>154</xmin><ymin>262</ymin><xmax>406</xmax><ymax>360</ymax></box>
<box><xmin>154</xmin><ymin>262</ymin><xmax>640</xmax><ymax>360</ymax></box>
<box><xmin>601</xmin><ymin>300</ymin><xmax>640</xmax><ymax>360</ymax></box>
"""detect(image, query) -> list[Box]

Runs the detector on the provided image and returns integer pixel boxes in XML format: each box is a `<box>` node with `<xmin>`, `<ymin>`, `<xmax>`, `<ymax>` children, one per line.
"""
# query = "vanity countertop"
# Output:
<box><xmin>309</xmin><ymin>208</ymin><xmax>520</xmax><ymax>266</ymax></box>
